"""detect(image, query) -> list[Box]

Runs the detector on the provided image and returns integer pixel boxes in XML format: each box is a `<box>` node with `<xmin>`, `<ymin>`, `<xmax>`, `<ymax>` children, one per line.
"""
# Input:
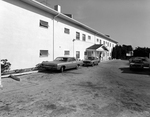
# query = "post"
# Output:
<box><xmin>73</xmin><ymin>39</ymin><xmax>75</xmax><ymax>57</ymax></box>
<box><xmin>149</xmin><ymin>53</ymin><xmax>150</xmax><ymax>69</ymax></box>
<box><xmin>0</xmin><ymin>59</ymin><xmax>3</xmax><ymax>88</ymax></box>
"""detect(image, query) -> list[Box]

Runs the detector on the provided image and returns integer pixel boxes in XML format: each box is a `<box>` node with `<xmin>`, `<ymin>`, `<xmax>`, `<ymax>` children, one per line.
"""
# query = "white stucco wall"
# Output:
<box><xmin>0</xmin><ymin>0</ymin><xmax>54</xmax><ymax>69</ymax></box>
<box><xmin>0</xmin><ymin>0</ymin><xmax>117</xmax><ymax>70</ymax></box>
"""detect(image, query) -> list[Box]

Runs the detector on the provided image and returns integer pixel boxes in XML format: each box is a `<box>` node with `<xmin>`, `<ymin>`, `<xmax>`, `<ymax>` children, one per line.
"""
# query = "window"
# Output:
<box><xmin>76</xmin><ymin>32</ymin><xmax>80</xmax><ymax>40</ymax></box>
<box><xmin>64</xmin><ymin>51</ymin><xmax>70</xmax><ymax>55</ymax></box>
<box><xmin>100</xmin><ymin>40</ymin><xmax>102</xmax><ymax>44</ymax></box>
<box><xmin>82</xmin><ymin>34</ymin><xmax>86</xmax><ymax>41</ymax></box>
<box><xmin>40</xmin><ymin>50</ymin><xmax>48</xmax><ymax>57</ymax></box>
<box><xmin>97</xmin><ymin>39</ymin><xmax>99</xmax><ymax>42</ymax></box>
<box><xmin>40</xmin><ymin>20</ymin><xmax>48</xmax><ymax>28</ymax></box>
<box><xmin>103</xmin><ymin>41</ymin><xmax>105</xmax><ymax>45</ymax></box>
<box><xmin>64</xmin><ymin>28</ymin><xmax>70</xmax><ymax>34</ymax></box>
<box><xmin>76</xmin><ymin>51</ymin><xmax>80</xmax><ymax>58</ymax></box>
<box><xmin>84</xmin><ymin>51</ymin><xmax>87</xmax><ymax>55</ymax></box>
<box><xmin>88</xmin><ymin>36</ymin><xmax>91</xmax><ymax>40</ymax></box>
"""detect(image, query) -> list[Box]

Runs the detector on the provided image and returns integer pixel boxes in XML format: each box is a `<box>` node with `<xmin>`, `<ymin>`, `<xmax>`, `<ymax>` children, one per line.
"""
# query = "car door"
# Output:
<box><xmin>68</xmin><ymin>58</ymin><xmax>77</xmax><ymax>69</ymax></box>
<box><xmin>71</xmin><ymin>58</ymin><xmax>78</xmax><ymax>68</ymax></box>
<box><xmin>64</xmin><ymin>58</ymin><xmax>72</xmax><ymax>69</ymax></box>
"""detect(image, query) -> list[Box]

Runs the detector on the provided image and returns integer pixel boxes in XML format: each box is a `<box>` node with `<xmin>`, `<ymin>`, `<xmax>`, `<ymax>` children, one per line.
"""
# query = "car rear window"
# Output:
<box><xmin>55</xmin><ymin>57</ymin><xmax>68</xmax><ymax>61</ymax></box>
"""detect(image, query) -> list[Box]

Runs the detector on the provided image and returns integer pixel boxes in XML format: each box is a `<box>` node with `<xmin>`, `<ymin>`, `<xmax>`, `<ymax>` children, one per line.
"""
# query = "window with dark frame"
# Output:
<box><xmin>64</xmin><ymin>51</ymin><xmax>70</xmax><ymax>55</ymax></box>
<box><xmin>103</xmin><ymin>41</ymin><xmax>105</xmax><ymax>45</ymax></box>
<box><xmin>88</xmin><ymin>35</ymin><xmax>91</xmax><ymax>40</ymax></box>
<box><xmin>82</xmin><ymin>34</ymin><xmax>86</xmax><ymax>41</ymax></box>
<box><xmin>76</xmin><ymin>32</ymin><xmax>80</xmax><ymax>40</ymax></box>
<box><xmin>39</xmin><ymin>20</ymin><xmax>48</xmax><ymax>28</ymax></box>
<box><xmin>40</xmin><ymin>50</ymin><xmax>48</xmax><ymax>57</ymax></box>
<box><xmin>100</xmin><ymin>40</ymin><xmax>102</xmax><ymax>44</ymax></box>
<box><xmin>64</xmin><ymin>28</ymin><xmax>70</xmax><ymax>34</ymax></box>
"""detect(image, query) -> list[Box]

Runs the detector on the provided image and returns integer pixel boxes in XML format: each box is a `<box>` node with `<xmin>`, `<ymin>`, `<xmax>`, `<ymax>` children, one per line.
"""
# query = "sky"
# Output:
<box><xmin>37</xmin><ymin>0</ymin><xmax>150</xmax><ymax>48</ymax></box>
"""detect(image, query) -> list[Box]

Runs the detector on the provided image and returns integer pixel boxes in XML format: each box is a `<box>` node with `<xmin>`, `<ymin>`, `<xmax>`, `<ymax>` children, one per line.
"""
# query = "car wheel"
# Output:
<box><xmin>92</xmin><ymin>63</ymin><xmax>94</xmax><ymax>67</ymax></box>
<box><xmin>76</xmin><ymin>65</ymin><xmax>79</xmax><ymax>69</ymax></box>
<box><xmin>130</xmin><ymin>66</ymin><xmax>133</xmax><ymax>70</ymax></box>
<box><xmin>60</xmin><ymin>66</ymin><xmax>65</xmax><ymax>72</ymax></box>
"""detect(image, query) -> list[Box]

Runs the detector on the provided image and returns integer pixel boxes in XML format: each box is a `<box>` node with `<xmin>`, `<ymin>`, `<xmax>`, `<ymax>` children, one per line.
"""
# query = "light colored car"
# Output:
<box><xmin>83</xmin><ymin>56</ymin><xmax>100</xmax><ymax>66</ymax></box>
<box><xmin>39</xmin><ymin>57</ymin><xmax>82</xmax><ymax>72</ymax></box>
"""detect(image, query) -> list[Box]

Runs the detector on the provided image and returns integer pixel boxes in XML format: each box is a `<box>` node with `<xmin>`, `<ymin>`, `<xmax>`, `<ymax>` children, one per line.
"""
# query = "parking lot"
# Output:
<box><xmin>0</xmin><ymin>60</ymin><xmax>150</xmax><ymax>117</ymax></box>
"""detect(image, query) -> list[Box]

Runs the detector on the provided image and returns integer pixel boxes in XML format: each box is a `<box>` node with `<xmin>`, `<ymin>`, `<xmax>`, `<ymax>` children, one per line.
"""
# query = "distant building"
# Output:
<box><xmin>0</xmin><ymin>0</ymin><xmax>118</xmax><ymax>70</ymax></box>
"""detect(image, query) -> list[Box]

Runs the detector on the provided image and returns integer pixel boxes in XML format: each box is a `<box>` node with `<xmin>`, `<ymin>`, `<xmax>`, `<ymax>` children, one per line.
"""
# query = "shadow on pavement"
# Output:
<box><xmin>38</xmin><ymin>68</ymin><xmax>82</xmax><ymax>74</ymax></box>
<box><xmin>119</xmin><ymin>67</ymin><xmax>150</xmax><ymax>76</ymax></box>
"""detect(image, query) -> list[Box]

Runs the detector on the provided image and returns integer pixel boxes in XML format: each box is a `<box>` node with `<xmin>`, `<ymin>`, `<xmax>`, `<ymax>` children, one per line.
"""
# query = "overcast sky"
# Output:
<box><xmin>37</xmin><ymin>0</ymin><xmax>150</xmax><ymax>48</ymax></box>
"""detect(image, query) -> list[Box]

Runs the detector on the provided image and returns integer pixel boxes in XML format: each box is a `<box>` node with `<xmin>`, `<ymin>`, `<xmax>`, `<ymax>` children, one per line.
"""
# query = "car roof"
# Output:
<box><xmin>56</xmin><ymin>57</ymin><xmax>75</xmax><ymax>58</ymax></box>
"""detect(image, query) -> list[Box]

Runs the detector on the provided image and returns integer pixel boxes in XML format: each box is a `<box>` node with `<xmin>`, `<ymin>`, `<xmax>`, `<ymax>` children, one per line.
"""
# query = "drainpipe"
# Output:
<box><xmin>53</xmin><ymin>13</ymin><xmax>60</xmax><ymax>60</ymax></box>
<box><xmin>73</xmin><ymin>39</ymin><xmax>75</xmax><ymax>57</ymax></box>
<box><xmin>0</xmin><ymin>59</ymin><xmax>2</xmax><ymax>88</ymax></box>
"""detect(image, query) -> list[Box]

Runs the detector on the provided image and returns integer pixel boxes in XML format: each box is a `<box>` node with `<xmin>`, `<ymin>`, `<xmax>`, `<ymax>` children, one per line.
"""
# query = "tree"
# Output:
<box><xmin>133</xmin><ymin>47</ymin><xmax>150</xmax><ymax>57</ymax></box>
<box><xmin>111</xmin><ymin>44</ymin><xmax>133</xmax><ymax>59</ymax></box>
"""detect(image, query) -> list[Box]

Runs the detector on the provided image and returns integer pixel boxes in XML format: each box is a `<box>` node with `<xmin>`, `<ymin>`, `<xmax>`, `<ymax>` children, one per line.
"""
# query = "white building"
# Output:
<box><xmin>0</xmin><ymin>0</ymin><xmax>118</xmax><ymax>70</ymax></box>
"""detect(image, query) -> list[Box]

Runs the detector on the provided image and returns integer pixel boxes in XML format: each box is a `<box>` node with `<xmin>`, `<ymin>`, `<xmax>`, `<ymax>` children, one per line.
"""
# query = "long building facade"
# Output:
<box><xmin>0</xmin><ymin>0</ymin><xmax>118</xmax><ymax>70</ymax></box>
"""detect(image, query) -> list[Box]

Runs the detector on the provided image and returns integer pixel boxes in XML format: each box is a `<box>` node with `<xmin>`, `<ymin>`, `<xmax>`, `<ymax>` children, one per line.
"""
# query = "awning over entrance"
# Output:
<box><xmin>86</xmin><ymin>44</ymin><xmax>109</xmax><ymax>51</ymax></box>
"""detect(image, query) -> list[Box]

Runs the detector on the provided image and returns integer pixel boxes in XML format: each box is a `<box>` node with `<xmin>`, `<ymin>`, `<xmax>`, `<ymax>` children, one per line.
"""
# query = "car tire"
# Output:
<box><xmin>92</xmin><ymin>63</ymin><xmax>94</xmax><ymax>67</ymax></box>
<box><xmin>60</xmin><ymin>66</ymin><xmax>65</xmax><ymax>72</ymax></box>
<box><xmin>130</xmin><ymin>66</ymin><xmax>133</xmax><ymax>70</ymax></box>
<box><xmin>76</xmin><ymin>65</ymin><xmax>79</xmax><ymax>69</ymax></box>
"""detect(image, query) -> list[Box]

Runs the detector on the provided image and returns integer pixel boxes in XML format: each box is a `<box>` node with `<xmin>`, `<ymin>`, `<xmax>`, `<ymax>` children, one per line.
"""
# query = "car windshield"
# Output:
<box><xmin>132</xmin><ymin>58</ymin><xmax>143</xmax><ymax>63</ymax></box>
<box><xmin>54</xmin><ymin>57</ymin><xmax>68</xmax><ymax>62</ymax></box>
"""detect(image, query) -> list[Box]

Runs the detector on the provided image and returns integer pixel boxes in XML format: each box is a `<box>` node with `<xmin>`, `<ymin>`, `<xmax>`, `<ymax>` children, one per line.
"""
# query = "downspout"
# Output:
<box><xmin>53</xmin><ymin>13</ymin><xmax>60</xmax><ymax>60</ymax></box>
<box><xmin>0</xmin><ymin>58</ymin><xmax>2</xmax><ymax>88</ymax></box>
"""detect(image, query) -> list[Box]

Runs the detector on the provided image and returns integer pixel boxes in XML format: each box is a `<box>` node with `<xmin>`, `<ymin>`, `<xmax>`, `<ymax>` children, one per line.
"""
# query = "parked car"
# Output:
<box><xmin>38</xmin><ymin>57</ymin><xmax>82</xmax><ymax>72</ymax></box>
<box><xmin>129</xmin><ymin>57</ymin><xmax>150</xmax><ymax>70</ymax></box>
<box><xmin>129</xmin><ymin>57</ymin><xmax>144</xmax><ymax>70</ymax></box>
<box><xmin>140</xmin><ymin>57</ymin><xmax>150</xmax><ymax>68</ymax></box>
<box><xmin>83</xmin><ymin>56</ymin><xmax>100</xmax><ymax>66</ymax></box>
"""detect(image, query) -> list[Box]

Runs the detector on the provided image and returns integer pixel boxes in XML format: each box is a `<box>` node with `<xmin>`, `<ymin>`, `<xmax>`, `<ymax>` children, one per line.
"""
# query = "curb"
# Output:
<box><xmin>1</xmin><ymin>70</ymin><xmax>38</xmax><ymax>78</ymax></box>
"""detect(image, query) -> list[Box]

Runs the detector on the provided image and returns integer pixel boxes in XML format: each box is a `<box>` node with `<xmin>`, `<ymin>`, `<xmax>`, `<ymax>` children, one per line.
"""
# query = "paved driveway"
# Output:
<box><xmin>0</xmin><ymin>60</ymin><xmax>150</xmax><ymax>117</ymax></box>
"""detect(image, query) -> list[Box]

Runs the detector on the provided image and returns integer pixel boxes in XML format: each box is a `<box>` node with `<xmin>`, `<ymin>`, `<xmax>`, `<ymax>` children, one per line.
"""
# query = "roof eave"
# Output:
<box><xmin>21</xmin><ymin>0</ymin><xmax>118</xmax><ymax>44</ymax></box>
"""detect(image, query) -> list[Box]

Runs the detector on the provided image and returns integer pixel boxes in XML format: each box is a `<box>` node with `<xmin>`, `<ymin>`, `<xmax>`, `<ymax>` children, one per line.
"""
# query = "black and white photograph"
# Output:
<box><xmin>1</xmin><ymin>0</ymin><xmax>150</xmax><ymax>116</ymax></box>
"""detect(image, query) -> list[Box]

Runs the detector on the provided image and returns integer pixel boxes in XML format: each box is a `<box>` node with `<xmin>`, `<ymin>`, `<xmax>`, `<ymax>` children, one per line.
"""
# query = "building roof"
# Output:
<box><xmin>87</xmin><ymin>44</ymin><xmax>109</xmax><ymax>51</ymax></box>
<box><xmin>87</xmin><ymin>44</ymin><xmax>103</xmax><ymax>50</ymax></box>
<box><xmin>21</xmin><ymin>0</ymin><xmax>118</xmax><ymax>44</ymax></box>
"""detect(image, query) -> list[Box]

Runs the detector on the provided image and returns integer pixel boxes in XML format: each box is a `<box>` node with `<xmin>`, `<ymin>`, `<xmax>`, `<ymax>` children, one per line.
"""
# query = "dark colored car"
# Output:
<box><xmin>140</xmin><ymin>57</ymin><xmax>150</xmax><ymax>68</ymax></box>
<box><xmin>83</xmin><ymin>56</ymin><xmax>100</xmax><ymax>66</ymax></box>
<box><xmin>129</xmin><ymin>57</ymin><xmax>150</xmax><ymax>70</ymax></box>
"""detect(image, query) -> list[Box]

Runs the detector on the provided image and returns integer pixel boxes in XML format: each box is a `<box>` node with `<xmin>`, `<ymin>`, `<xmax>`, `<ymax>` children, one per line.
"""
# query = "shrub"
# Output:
<box><xmin>1</xmin><ymin>59</ymin><xmax>11</xmax><ymax>73</ymax></box>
